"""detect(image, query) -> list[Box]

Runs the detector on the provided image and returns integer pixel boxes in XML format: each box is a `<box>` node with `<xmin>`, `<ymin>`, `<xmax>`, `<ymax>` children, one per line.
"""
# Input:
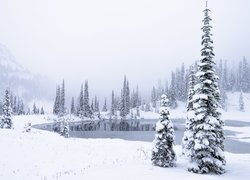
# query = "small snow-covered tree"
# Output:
<box><xmin>24</xmin><ymin>122</ymin><xmax>31</xmax><ymax>132</ymax></box>
<box><xmin>239</xmin><ymin>91</ymin><xmax>244</xmax><ymax>112</ymax></box>
<box><xmin>1</xmin><ymin>89</ymin><xmax>13</xmax><ymax>129</ymax></box>
<box><xmin>62</xmin><ymin>120</ymin><xmax>69</xmax><ymax>138</ymax></box>
<box><xmin>186</xmin><ymin>3</ymin><xmax>226</xmax><ymax>174</ymax></box>
<box><xmin>151</xmin><ymin>94</ymin><xmax>176</xmax><ymax>168</ymax></box>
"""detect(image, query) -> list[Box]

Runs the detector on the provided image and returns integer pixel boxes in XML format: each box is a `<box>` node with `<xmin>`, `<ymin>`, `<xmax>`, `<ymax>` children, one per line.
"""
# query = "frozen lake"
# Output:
<box><xmin>34</xmin><ymin>119</ymin><xmax>250</xmax><ymax>154</ymax></box>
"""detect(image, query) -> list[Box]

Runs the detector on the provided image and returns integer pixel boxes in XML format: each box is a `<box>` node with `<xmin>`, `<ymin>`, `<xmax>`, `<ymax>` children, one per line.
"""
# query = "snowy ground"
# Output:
<box><xmin>140</xmin><ymin>92</ymin><xmax>250</xmax><ymax>122</ymax></box>
<box><xmin>0</xmin><ymin>115</ymin><xmax>250</xmax><ymax>180</ymax></box>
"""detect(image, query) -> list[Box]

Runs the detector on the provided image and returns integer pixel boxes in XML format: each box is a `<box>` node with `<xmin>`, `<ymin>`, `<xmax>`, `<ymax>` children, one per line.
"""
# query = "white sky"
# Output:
<box><xmin>0</xmin><ymin>0</ymin><xmax>250</xmax><ymax>99</ymax></box>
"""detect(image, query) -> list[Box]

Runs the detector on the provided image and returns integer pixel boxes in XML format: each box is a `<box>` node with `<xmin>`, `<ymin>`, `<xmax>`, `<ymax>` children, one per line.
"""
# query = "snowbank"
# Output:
<box><xmin>0</xmin><ymin>116</ymin><xmax>250</xmax><ymax>179</ymax></box>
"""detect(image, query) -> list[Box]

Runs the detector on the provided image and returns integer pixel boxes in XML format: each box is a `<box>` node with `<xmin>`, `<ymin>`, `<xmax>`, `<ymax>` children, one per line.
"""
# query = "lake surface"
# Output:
<box><xmin>33</xmin><ymin>119</ymin><xmax>250</xmax><ymax>154</ymax></box>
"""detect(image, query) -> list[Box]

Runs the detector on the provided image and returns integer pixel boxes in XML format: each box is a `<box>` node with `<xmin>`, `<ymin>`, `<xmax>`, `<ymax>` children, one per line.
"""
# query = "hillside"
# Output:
<box><xmin>0</xmin><ymin>44</ymin><xmax>53</xmax><ymax>101</ymax></box>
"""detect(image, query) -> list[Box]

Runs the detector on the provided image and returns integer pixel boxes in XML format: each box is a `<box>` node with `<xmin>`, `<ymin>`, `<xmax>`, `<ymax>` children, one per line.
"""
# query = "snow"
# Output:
<box><xmin>222</xmin><ymin>92</ymin><xmax>250</xmax><ymax>122</ymax></box>
<box><xmin>155</xmin><ymin>120</ymin><xmax>165</xmax><ymax>131</ymax></box>
<box><xmin>140</xmin><ymin>92</ymin><xmax>250</xmax><ymax>123</ymax></box>
<box><xmin>0</xmin><ymin>115</ymin><xmax>250</xmax><ymax>179</ymax></box>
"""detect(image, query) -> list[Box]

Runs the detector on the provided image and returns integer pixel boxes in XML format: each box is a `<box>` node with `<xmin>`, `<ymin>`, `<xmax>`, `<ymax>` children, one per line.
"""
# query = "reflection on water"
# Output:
<box><xmin>33</xmin><ymin>119</ymin><xmax>250</xmax><ymax>154</ymax></box>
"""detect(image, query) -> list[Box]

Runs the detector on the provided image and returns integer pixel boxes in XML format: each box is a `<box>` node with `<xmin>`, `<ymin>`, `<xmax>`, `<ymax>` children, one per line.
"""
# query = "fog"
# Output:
<box><xmin>0</xmin><ymin>0</ymin><xmax>249</xmax><ymax>100</ymax></box>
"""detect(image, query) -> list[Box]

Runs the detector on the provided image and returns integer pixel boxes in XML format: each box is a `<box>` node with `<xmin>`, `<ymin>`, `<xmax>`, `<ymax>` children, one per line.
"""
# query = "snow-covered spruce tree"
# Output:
<box><xmin>83</xmin><ymin>81</ymin><xmax>91</xmax><ymax>117</ymax></box>
<box><xmin>79</xmin><ymin>84</ymin><xmax>84</xmax><ymax>118</ymax></box>
<box><xmin>186</xmin><ymin>4</ymin><xmax>226</xmax><ymax>174</ymax></box>
<box><xmin>125</xmin><ymin>80</ymin><xmax>130</xmax><ymax>115</ymax></box>
<box><xmin>59</xmin><ymin>80</ymin><xmax>65</xmax><ymax>116</ymax></box>
<box><xmin>1</xmin><ymin>89</ymin><xmax>13</xmax><ymax>129</ymax></box>
<box><xmin>53</xmin><ymin>86</ymin><xmax>61</xmax><ymax>115</ymax></box>
<box><xmin>182</xmin><ymin>66</ymin><xmax>196</xmax><ymax>156</ymax></box>
<box><xmin>111</xmin><ymin>90</ymin><xmax>115</xmax><ymax>116</ymax></box>
<box><xmin>120</xmin><ymin>76</ymin><xmax>127</xmax><ymax>118</ymax></box>
<box><xmin>152</xmin><ymin>94</ymin><xmax>176</xmax><ymax>167</ymax></box>
<box><xmin>239</xmin><ymin>91</ymin><xmax>244</xmax><ymax>112</ymax></box>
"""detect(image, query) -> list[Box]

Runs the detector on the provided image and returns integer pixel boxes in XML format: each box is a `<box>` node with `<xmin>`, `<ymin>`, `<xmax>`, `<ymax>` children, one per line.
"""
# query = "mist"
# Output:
<box><xmin>0</xmin><ymin>0</ymin><xmax>250</xmax><ymax>101</ymax></box>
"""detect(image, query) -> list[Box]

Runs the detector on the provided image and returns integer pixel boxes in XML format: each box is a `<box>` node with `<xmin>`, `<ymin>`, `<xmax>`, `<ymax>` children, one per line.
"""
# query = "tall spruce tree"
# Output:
<box><xmin>186</xmin><ymin>3</ymin><xmax>226</xmax><ymax>174</ymax></box>
<box><xmin>152</xmin><ymin>94</ymin><xmax>176</xmax><ymax>167</ymax></box>
<box><xmin>120</xmin><ymin>76</ymin><xmax>129</xmax><ymax>118</ymax></box>
<box><xmin>79</xmin><ymin>84</ymin><xmax>84</xmax><ymax>118</ymax></box>
<box><xmin>1</xmin><ymin>89</ymin><xmax>13</xmax><ymax>129</ymax></box>
<box><xmin>83</xmin><ymin>81</ymin><xmax>91</xmax><ymax>117</ymax></box>
<box><xmin>60</xmin><ymin>80</ymin><xmax>65</xmax><ymax>116</ymax></box>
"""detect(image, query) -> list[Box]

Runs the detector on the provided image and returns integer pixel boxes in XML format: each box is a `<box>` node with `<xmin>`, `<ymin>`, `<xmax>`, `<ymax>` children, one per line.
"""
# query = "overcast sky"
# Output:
<box><xmin>0</xmin><ymin>0</ymin><xmax>250</xmax><ymax>100</ymax></box>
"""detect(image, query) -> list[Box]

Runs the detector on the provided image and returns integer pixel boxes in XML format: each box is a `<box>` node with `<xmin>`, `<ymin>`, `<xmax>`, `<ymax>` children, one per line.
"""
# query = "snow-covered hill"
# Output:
<box><xmin>0</xmin><ymin>44</ymin><xmax>53</xmax><ymax>101</ymax></box>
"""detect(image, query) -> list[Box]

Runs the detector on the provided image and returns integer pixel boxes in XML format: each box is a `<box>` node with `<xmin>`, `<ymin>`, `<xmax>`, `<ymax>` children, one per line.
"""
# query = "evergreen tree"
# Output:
<box><xmin>18</xmin><ymin>100</ymin><xmax>25</xmax><ymax>115</ymax></box>
<box><xmin>239</xmin><ymin>91</ymin><xmax>244</xmax><ymax>112</ymax></box>
<box><xmin>136</xmin><ymin>106</ymin><xmax>140</xmax><ymax>117</ymax></box>
<box><xmin>33</xmin><ymin>103</ymin><xmax>37</xmax><ymax>114</ymax></box>
<box><xmin>90</xmin><ymin>99</ymin><xmax>94</xmax><ymax>113</ymax></box>
<box><xmin>0</xmin><ymin>102</ymin><xmax>3</xmax><ymax>115</ymax></box>
<box><xmin>102</xmin><ymin>97</ymin><xmax>107</xmax><ymax>112</ymax></box>
<box><xmin>53</xmin><ymin>86</ymin><xmax>61</xmax><ymax>115</ymax></box>
<box><xmin>111</xmin><ymin>90</ymin><xmax>115</xmax><ymax>116</ymax></box>
<box><xmin>60</xmin><ymin>80</ymin><xmax>65</xmax><ymax>116</ymax></box>
<box><xmin>186</xmin><ymin>4</ymin><xmax>226</xmax><ymax>174</ymax></box>
<box><xmin>242</xmin><ymin>57</ymin><xmax>250</xmax><ymax>92</ymax></box>
<box><xmin>40</xmin><ymin>107</ymin><xmax>45</xmax><ymax>115</ymax></box>
<box><xmin>151</xmin><ymin>86</ymin><xmax>157</xmax><ymax>108</ymax></box>
<box><xmin>83</xmin><ymin>81</ymin><xmax>91</xmax><ymax>117</ymax></box>
<box><xmin>182</xmin><ymin>66</ymin><xmax>196</xmax><ymax>156</ymax></box>
<box><xmin>237</xmin><ymin>61</ymin><xmax>243</xmax><ymax>91</ymax></box>
<box><xmin>13</xmin><ymin>96</ymin><xmax>17</xmax><ymax>115</ymax></box>
<box><xmin>125</xmin><ymin>80</ymin><xmax>130</xmax><ymax>115</ymax></box>
<box><xmin>223</xmin><ymin>60</ymin><xmax>229</xmax><ymax>90</ymax></box>
<box><xmin>152</xmin><ymin>94</ymin><xmax>176</xmax><ymax>167</ymax></box>
<box><xmin>71</xmin><ymin>97</ymin><xmax>75</xmax><ymax>115</ymax></box>
<box><xmin>145</xmin><ymin>103</ymin><xmax>150</xmax><ymax>112</ymax></box>
<box><xmin>120</xmin><ymin>76</ymin><xmax>127</xmax><ymax>118</ymax></box>
<box><xmin>94</xmin><ymin>96</ymin><xmax>99</xmax><ymax>112</ymax></box>
<box><xmin>62</xmin><ymin>119</ymin><xmax>69</xmax><ymax>138</ymax></box>
<box><xmin>79</xmin><ymin>84</ymin><xmax>84</xmax><ymax>118</ymax></box>
<box><xmin>1</xmin><ymin>89</ymin><xmax>13</xmax><ymax>129</ymax></box>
